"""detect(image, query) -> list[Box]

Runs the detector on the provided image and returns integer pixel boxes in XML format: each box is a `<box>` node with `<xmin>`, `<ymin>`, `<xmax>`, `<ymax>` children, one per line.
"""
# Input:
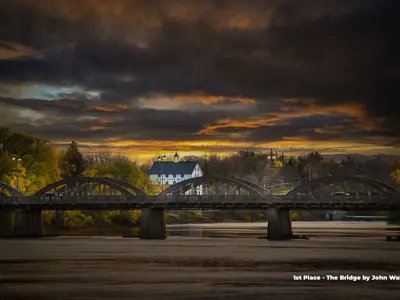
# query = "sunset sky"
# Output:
<box><xmin>0</xmin><ymin>0</ymin><xmax>399</xmax><ymax>162</ymax></box>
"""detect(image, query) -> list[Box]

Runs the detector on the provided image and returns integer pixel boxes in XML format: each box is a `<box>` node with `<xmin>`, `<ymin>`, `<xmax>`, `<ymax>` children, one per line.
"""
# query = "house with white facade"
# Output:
<box><xmin>149</xmin><ymin>152</ymin><xmax>203</xmax><ymax>194</ymax></box>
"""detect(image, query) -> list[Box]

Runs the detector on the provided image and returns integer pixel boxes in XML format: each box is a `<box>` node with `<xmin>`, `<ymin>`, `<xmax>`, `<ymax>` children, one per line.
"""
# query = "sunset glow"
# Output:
<box><xmin>0</xmin><ymin>0</ymin><xmax>398</xmax><ymax>162</ymax></box>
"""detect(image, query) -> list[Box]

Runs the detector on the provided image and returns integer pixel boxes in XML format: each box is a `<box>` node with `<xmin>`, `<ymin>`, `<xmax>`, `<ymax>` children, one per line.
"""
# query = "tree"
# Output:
<box><xmin>391</xmin><ymin>169</ymin><xmax>400</xmax><ymax>186</ymax></box>
<box><xmin>59</xmin><ymin>141</ymin><xmax>86</xmax><ymax>178</ymax></box>
<box><xmin>307</xmin><ymin>152</ymin><xmax>323</xmax><ymax>166</ymax></box>
<box><xmin>0</xmin><ymin>127</ymin><xmax>10</xmax><ymax>157</ymax></box>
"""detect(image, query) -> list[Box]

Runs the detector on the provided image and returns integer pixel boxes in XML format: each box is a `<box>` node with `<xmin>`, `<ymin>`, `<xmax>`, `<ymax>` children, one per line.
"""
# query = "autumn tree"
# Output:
<box><xmin>59</xmin><ymin>141</ymin><xmax>86</xmax><ymax>178</ymax></box>
<box><xmin>391</xmin><ymin>169</ymin><xmax>400</xmax><ymax>186</ymax></box>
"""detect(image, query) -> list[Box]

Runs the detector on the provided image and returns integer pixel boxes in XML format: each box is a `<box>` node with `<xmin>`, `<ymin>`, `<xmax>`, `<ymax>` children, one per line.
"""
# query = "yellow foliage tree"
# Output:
<box><xmin>4</xmin><ymin>166</ymin><xmax>28</xmax><ymax>194</ymax></box>
<box><xmin>274</xmin><ymin>160</ymin><xmax>283</xmax><ymax>168</ymax></box>
<box><xmin>391</xmin><ymin>169</ymin><xmax>400</xmax><ymax>185</ymax></box>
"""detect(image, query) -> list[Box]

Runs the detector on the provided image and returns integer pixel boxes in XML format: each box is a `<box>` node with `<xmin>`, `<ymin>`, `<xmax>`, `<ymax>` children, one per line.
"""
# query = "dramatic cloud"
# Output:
<box><xmin>0</xmin><ymin>0</ymin><xmax>399</xmax><ymax>161</ymax></box>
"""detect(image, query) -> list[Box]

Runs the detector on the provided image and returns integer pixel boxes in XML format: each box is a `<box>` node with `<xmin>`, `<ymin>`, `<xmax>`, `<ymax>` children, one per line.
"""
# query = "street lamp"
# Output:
<box><xmin>266</xmin><ymin>149</ymin><xmax>277</xmax><ymax>189</ymax></box>
<box><xmin>12</xmin><ymin>157</ymin><xmax>22</xmax><ymax>200</ymax></box>
<box><xmin>158</xmin><ymin>155</ymin><xmax>167</xmax><ymax>191</ymax></box>
<box><xmin>264</xmin><ymin>149</ymin><xmax>276</xmax><ymax>193</ymax></box>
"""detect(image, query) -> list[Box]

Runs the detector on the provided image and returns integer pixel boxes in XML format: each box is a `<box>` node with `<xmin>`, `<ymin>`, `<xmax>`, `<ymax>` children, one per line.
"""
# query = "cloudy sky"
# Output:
<box><xmin>0</xmin><ymin>0</ymin><xmax>399</xmax><ymax>162</ymax></box>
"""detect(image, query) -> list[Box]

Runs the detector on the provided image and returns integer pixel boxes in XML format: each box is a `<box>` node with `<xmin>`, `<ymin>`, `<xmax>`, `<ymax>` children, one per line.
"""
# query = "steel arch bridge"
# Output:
<box><xmin>98</xmin><ymin>177</ymin><xmax>148</xmax><ymax>195</ymax></box>
<box><xmin>0</xmin><ymin>175</ymin><xmax>397</xmax><ymax>206</ymax></box>
<box><xmin>0</xmin><ymin>182</ymin><xmax>25</xmax><ymax>199</ymax></box>
<box><xmin>33</xmin><ymin>176</ymin><xmax>147</xmax><ymax>197</ymax></box>
<box><xmin>159</xmin><ymin>176</ymin><xmax>269</xmax><ymax>196</ymax></box>
<box><xmin>286</xmin><ymin>175</ymin><xmax>397</xmax><ymax>197</ymax></box>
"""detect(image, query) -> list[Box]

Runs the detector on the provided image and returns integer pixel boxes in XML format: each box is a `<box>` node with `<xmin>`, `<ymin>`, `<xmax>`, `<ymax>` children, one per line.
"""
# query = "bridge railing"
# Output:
<box><xmin>0</xmin><ymin>194</ymin><xmax>397</xmax><ymax>207</ymax></box>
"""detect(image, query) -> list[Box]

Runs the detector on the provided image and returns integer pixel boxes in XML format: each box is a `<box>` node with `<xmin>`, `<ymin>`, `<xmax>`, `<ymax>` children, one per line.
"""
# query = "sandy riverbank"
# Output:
<box><xmin>1</xmin><ymin>222</ymin><xmax>400</xmax><ymax>300</ymax></box>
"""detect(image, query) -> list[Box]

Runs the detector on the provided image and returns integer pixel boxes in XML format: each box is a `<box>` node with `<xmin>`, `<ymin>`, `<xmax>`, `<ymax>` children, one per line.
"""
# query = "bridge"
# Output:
<box><xmin>0</xmin><ymin>175</ymin><xmax>398</xmax><ymax>240</ymax></box>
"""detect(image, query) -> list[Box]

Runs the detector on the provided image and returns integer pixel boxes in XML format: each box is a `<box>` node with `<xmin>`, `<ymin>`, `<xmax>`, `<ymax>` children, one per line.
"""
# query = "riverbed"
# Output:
<box><xmin>1</xmin><ymin>222</ymin><xmax>400</xmax><ymax>300</ymax></box>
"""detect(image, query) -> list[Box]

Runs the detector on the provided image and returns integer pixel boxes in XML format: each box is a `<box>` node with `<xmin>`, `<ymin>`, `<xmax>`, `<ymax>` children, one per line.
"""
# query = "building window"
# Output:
<box><xmin>173</xmin><ymin>181</ymin><xmax>176</xmax><ymax>184</ymax></box>
<box><xmin>173</xmin><ymin>174</ymin><xmax>176</xmax><ymax>178</ymax></box>
<box><xmin>181</xmin><ymin>174</ymin><xmax>184</xmax><ymax>177</ymax></box>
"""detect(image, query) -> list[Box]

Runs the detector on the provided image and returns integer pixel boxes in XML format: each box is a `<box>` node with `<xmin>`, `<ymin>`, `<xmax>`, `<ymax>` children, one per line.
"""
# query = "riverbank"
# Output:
<box><xmin>1</xmin><ymin>237</ymin><xmax>400</xmax><ymax>300</ymax></box>
<box><xmin>1</xmin><ymin>222</ymin><xmax>400</xmax><ymax>299</ymax></box>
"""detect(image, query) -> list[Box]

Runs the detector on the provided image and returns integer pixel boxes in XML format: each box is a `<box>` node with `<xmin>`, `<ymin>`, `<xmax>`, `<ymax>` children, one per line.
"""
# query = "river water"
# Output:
<box><xmin>167</xmin><ymin>221</ymin><xmax>396</xmax><ymax>238</ymax></box>
<box><xmin>1</xmin><ymin>222</ymin><xmax>400</xmax><ymax>300</ymax></box>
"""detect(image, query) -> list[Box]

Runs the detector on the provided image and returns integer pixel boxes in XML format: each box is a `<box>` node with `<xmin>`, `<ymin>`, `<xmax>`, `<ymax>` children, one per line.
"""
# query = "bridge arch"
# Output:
<box><xmin>354</xmin><ymin>176</ymin><xmax>398</xmax><ymax>193</ymax></box>
<box><xmin>159</xmin><ymin>176</ymin><xmax>264</xmax><ymax>196</ymax></box>
<box><xmin>33</xmin><ymin>177</ymin><xmax>135</xmax><ymax>196</ymax></box>
<box><xmin>0</xmin><ymin>182</ymin><xmax>25</xmax><ymax>197</ymax></box>
<box><xmin>227</xmin><ymin>177</ymin><xmax>269</xmax><ymax>194</ymax></box>
<box><xmin>98</xmin><ymin>177</ymin><xmax>147</xmax><ymax>195</ymax></box>
<box><xmin>286</xmin><ymin>175</ymin><xmax>397</xmax><ymax>196</ymax></box>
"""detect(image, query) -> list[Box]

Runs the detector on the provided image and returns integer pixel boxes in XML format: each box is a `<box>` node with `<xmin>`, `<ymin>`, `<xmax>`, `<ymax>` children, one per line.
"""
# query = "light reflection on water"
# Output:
<box><xmin>167</xmin><ymin>223</ymin><xmax>268</xmax><ymax>238</ymax></box>
<box><xmin>166</xmin><ymin>222</ymin><xmax>394</xmax><ymax>238</ymax></box>
<box><xmin>168</xmin><ymin>228</ymin><xmax>203</xmax><ymax>237</ymax></box>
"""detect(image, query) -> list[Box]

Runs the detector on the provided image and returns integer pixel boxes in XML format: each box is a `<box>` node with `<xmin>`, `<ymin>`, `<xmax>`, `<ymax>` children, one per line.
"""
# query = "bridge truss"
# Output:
<box><xmin>159</xmin><ymin>176</ymin><xmax>268</xmax><ymax>196</ymax></box>
<box><xmin>0</xmin><ymin>182</ymin><xmax>24</xmax><ymax>199</ymax></box>
<box><xmin>33</xmin><ymin>176</ymin><xmax>147</xmax><ymax>197</ymax></box>
<box><xmin>287</xmin><ymin>175</ymin><xmax>397</xmax><ymax>197</ymax></box>
<box><xmin>0</xmin><ymin>175</ymin><xmax>398</xmax><ymax>210</ymax></box>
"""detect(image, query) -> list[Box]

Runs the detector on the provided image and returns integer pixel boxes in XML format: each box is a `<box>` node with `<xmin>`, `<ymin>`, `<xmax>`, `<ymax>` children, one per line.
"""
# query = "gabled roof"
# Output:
<box><xmin>149</xmin><ymin>161</ymin><xmax>199</xmax><ymax>175</ymax></box>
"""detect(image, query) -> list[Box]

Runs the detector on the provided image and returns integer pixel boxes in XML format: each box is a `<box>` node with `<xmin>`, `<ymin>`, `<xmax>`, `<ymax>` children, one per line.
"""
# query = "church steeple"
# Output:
<box><xmin>174</xmin><ymin>151</ymin><xmax>179</xmax><ymax>163</ymax></box>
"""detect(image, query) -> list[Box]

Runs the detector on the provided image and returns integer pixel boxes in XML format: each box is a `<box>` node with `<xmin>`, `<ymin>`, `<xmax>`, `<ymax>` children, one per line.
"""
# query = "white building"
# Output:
<box><xmin>149</xmin><ymin>152</ymin><xmax>203</xmax><ymax>194</ymax></box>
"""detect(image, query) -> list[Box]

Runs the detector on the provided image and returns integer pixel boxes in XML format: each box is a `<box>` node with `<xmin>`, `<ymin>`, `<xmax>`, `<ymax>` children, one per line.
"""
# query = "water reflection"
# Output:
<box><xmin>168</xmin><ymin>227</ymin><xmax>203</xmax><ymax>237</ymax></box>
<box><xmin>167</xmin><ymin>224</ymin><xmax>266</xmax><ymax>238</ymax></box>
<box><xmin>166</xmin><ymin>222</ymin><xmax>392</xmax><ymax>238</ymax></box>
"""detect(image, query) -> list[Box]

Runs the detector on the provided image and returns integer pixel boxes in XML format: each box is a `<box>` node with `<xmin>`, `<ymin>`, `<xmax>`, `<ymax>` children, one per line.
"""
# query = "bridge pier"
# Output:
<box><xmin>267</xmin><ymin>208</ymin><xmax>293</xmax><ymax>240</ymax></box>
<box><xmin>0</xmin><ymin>211</ymin><xmax>14</xmax><ymax>236</ymax></box>
<box><xmin>13</xmin><ymin>209</ymin><xmax>43</xmax><ymax>237</ymax></box>
<box><xmin>139</xmin><ymin>208</ymin><xmax>166</xmax><ymax>239</ymax></box>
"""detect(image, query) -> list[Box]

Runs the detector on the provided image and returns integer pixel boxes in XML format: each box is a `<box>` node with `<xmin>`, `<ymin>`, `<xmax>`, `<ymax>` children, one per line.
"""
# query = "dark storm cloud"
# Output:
<box><xmin>0</xmin><ymin>0</ymin><xmax>399</xmax><ymax>149</ymax></box>
<box><xmin>0</xmin><ymin>96</ymin><xmax>243</xmax><ymax>141</ymax></box>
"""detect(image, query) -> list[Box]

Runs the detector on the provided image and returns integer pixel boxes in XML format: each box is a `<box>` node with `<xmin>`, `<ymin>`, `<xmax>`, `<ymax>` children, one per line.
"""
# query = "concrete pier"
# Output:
<box><xmin>267</xmin><ymin>208</ymin><xmax>293</xmax><ymax>240</ymax></box>
<box><xmin>0</xmin><ymin>211</ymin><xmax>14</xmax><ymax>236</ymax></box>
<box><xmin>139</xmin><ymin>208</ymin><xmax>166</xmax><ymax>239</ymax></box>
<box><xmin>14</xmin><ymin>209</ymin><xmax>43</xmax><ymax>237</ymax></box>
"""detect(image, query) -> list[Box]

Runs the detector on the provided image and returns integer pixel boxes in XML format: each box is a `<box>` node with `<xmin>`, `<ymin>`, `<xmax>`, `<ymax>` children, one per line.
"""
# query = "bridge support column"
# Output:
<box><xmin>0</xmin><ymin>211</ymin><xmax>14</xmax><ymax>236</ymax></box>
<box><xmin>267</xmin><ymin>208</ymin><xmax>293</xmax><ymax>240</ymax></box>
<box><xmin>139</xmin><ymin>209</ymin><xmax>166</xmax><ymax>239</ymax></box>
<box><xmin>13</xmin><ymin>209</ymin><xmax>43</xmax><ymax>237</ymax></box>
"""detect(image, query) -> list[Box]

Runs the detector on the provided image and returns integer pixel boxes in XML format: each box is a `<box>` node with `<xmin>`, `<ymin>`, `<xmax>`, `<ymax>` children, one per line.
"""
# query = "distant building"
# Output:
<box><xmin>149</xmin><ymin>152</ymin><xmax>203</xmax><ymax>194</ymax></box>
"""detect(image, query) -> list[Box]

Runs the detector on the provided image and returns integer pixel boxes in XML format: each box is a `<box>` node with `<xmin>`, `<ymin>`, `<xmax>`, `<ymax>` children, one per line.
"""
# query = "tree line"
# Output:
<box><xmin>1</xmin><ymin>127</ymin><xmax>399</xmax><ymax>231</ymax></box>
<box><xmin>0</xmin><ymin>127</ymin><xmax>159</xmax><ymax>233</ymax></box>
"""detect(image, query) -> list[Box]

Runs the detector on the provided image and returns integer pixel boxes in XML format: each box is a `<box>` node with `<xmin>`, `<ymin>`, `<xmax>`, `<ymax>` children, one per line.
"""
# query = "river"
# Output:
<box><xmin>1</xmin><ymin>222</ymin><xmax>400</xmax><ymax>300</ymax></box>
<box><xmin>167</xmin><ymin>221</ymin><xmax>395</xmax><ymax>238</ymax></box>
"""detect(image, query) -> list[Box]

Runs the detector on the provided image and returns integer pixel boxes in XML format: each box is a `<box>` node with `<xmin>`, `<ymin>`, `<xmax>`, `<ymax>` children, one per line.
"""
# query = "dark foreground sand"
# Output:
<box><xmin>1</xmin><ymin>222</ymin><xmax>400</xmax><ymax>300</ymax></box>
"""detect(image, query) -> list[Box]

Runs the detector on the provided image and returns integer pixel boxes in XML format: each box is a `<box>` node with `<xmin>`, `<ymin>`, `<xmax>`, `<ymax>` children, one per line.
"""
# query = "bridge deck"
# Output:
<box><xmin>1</xmin><ymin>195</ymin><xmax>399</xmax><ymax>211</ymax></box>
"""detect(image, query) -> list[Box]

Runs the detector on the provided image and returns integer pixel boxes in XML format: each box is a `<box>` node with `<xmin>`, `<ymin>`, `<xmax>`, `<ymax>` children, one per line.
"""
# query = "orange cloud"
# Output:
<box><xmin>89</xmin><ymin>125</ymin><xmax>106</xmax><ymax>131</ymax></box>
<box><xmin>314</xmin><ymin>125</ymin><xmax>349</xmax><ymax>134</ymax></box>
<box><xmin>88</xmin><ymin>104</ymin><xmax>129</xmax><ymax>112</ymax></box>
<box><xmin>279</xmin><ymin>101</ymin><xmax>388</xmax><ymax>132</ymax></box>
<box><xmin>198</xmin><ymin>99</ymin><xmax>389</xmax><ymax>136</ymax></box>
<box><xmin>197</xmin><ymin>117</ymin><xmax>280</xmax><ymax>135</ymax></box>
<box><xmin>171</xmin><ymin>93</ymin><xmax>255</xmax><ymax>105</ymax></box>
<box><xmin>0</xmin><ymin>42</ymin><xmax>40</xmax><ymax>60</ymax></box>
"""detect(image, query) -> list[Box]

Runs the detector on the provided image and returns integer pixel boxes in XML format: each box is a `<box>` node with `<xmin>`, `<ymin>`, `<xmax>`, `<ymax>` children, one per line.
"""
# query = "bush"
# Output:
<box><xmin>242</xmin><ymin>215</ymin><xmax>252</xmax><ymax>222</ymax></box>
